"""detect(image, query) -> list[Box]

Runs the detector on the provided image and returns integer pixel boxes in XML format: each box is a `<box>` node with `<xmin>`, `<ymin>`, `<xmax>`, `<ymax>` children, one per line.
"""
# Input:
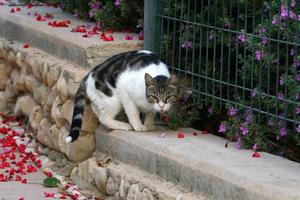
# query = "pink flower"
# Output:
<box><xmin>255</xmin><ymin>50</ymin><xmax>264</xmax><ymax>61</ymax></box>
<box><xmin>238</xmin><ymin>34</ymin><xmax>246</xmax><ymax>42</ymax></box>
<box><xmin>218</xmin><ymin>123</ymin><xmax>226</xmax><ymax>134</ymax></box>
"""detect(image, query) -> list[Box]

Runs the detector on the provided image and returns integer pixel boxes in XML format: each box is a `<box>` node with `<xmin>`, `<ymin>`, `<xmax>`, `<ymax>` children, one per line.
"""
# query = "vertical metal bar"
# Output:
<box><xmin>143</xmin><ymin>0</ymin><xmax>161</xmax><ymax>53</ymax></box>
<box><xmin>177</xmin><ymin>0</ymin><xmax>184</xmax><ymax>78</ymax></box>
<box><xmin>219</xmin><ymin>0</ymin><xmax>225</xmax><ymax>109</ymax></box>
<box><xmin>205</xmin><ymin>0</ymin><xmax>211</xmax><ymax>104</ymax></box>
<box><xmin>171</xmin><ymin>0</ymin><xmax>178</xmax><ymax>73</ymax></box>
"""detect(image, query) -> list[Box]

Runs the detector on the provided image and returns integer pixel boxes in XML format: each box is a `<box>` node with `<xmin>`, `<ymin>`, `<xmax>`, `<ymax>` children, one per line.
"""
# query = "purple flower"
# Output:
<box><xmin>258</xmin><ymin>27</ymin><xmax>266</xmax><ymax>35</ymax></box>
<box><xmin>218</xmin><ymin>123</ymin><xmax>227</xmax><ymax>134</ymax></box>
<box><xmin>290</xmin><ymin>48</ymin><xmax>295</xmax><ymax>56</ymax></box>
<box><xmin>280</xmin><ymin>5</ymin><xmax>288</xmax><ymax>19</ymax></box>
<box><xmin>73</xmin><ymin>11</ymin><xmax>79</xmax><ymax>17</ymax></box>
<box><xmin>295</xmin><ymin>93</ymin><xmax>300</xmax><ymax>100</ymax></box>
<box><xmin>260</xmin><ymin>38</ymin><xmax>268</xmax><ymax>45</ymax></box>
<box><xmin>293</xmin><ymin>60</ymin><xmax>300</xmax><ymax>68</ymax></box>
<box><xmin>298</xmin><ymin>15</ymin><xmax>300</xmax><ymax>21</ymax></box>
<box><xmin>255</xmin><ymin>50</ymin><xmax>264</xmax><ymax>61</ymax></box>
<box><xmin>272</xmin><ymin>17</ymin><xmax>278</xmax><ymax>25</ymax></box>
<box><xmin>278</xmin><ymin>91</ymin><xmax>284</xmax><ymax>100</ymax></box>
<box><xmin>228</xmin><ymin>107</ymin><xmax>237</xmax><ymax>116</ymax></box>
<box><xmin>289</xmin><ymin>11</ymin><xmax>297</xmax><ymax>20</ymax></box>
<box><xmin>291</xmin><ymin>0</ymin><xmax>296</xmax><ymax>7</ymax></box>
<box><xmin>245</xmin><ymin>111</ymin><xmax>253</xmax><ymax>123</ymax></box>
<box><xmin>279</xmin><ymin>127</ymin><xmax>287</xmax><ymax>137</ymax></box>
<box><xmin>252</xmin><ymin>143</ymin><xmax>258</xmax><ymax>151</ymax></box>
<box><xmin>296</xmin><ymin>107</ymin><xmax>300</xmax><ymax>115</ymax></box>
<box><xmin>240</xmin><ymin>126</ymin><xmax>249</xmax><ymax>135</ymax></box>
<box><xmin>181</xmin><ymin>41</ymin><xmax>193</xmax><ymax>49</ymax></box>
<box><xmin>114</xmin><ymin>0</ymin><xmax>121</xmax><ymax>7</ymax></box>
<box><xmin>296</xmin><ymin>125</ymin><xmax>300</xmax><ymax>133</ymax></box>
<box><xmin>235</xmin><ymin>137</ymin><xmax>241</xmax><ymax>149</ymax></box>
<box><xmin>268</xmin><ymin>119</ymin><xmax>274</xmax><ymax>126</ymax></box>
<box><xmin>88</xmin><ymin>10</ymin><xmax>94</xmax><ymax>18</ymax></box>
<box><xmin>90</xmin><ymin>1</ymin><xmax>101</xmax><ymax>10</ymax></box>
<box><xmin>208</xmin><ymin>107</ymin><xmax>213</xmax><ymax>115</ymax></box>
<box><xmin>279</xmin><ymin>75</ymin><xmax>284</xmax><ymax>85</ymax></box>
<box><xmin>295</xmin><ymin>74</ymin><xmax>300</xmax><ymax>81</ymax></box>
<box><xmin>238</xmin><ymin>34</ymin><xmax>246</xmax><ymax>42</ymax></box>
<box><xmin>251</xmin><ymin>88</ymin><xmax>257</xmax><ymax>98</ymax></box>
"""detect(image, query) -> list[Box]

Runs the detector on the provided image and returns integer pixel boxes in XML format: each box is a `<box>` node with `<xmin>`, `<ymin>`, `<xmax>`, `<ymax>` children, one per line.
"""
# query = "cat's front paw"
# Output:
<box><xmin>132</xmin><ymin>124</ymin><xmax>149</xmax><ymax>132</ymax></box>
<box><xmin>118</xmin><ymin>123</ymin><xmax>133</xmax><ymax>131</ymax></box>
<box><xmin>145</xmin><ymin>124</ymin><xmax>156</xmax><ymax>131</ymax></box>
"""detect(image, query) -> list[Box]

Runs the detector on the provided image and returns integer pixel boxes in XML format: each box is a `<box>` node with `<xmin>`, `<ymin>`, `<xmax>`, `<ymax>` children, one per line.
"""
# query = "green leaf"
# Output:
<box><xmin>43</xmin><ymin>177</ymin><xmax>60</xmax><ymax>187</ymax></box>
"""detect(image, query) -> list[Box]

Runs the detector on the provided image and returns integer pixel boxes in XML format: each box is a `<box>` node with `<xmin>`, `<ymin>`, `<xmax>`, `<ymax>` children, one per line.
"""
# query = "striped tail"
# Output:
<box><xmin>65</xmin><ymin>90</ymin><xmax>89</xmax><ymax>143</ymax></box>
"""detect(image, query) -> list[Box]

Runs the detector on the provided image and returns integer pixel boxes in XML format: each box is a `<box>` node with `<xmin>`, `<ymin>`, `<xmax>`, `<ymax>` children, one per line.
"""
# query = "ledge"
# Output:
<box><xmin>95</xmin><ymin>126</ymin><xmax>300</xmax><ymax>200</ymax></box>
<box><xmin>0</xmin><ymin>3</ymin><xmax>143</xmax><ymax>68</ymax></box>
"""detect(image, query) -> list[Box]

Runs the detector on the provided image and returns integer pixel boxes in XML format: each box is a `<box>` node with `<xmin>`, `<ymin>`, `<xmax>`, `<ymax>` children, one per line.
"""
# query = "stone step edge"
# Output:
<box><xmin>95</xmin><ymin>126</ymin><xmax>299</xmax><ymax>200</ymax></box>
<box><xmin>0</xmin><ymin>7</ymin><xmax>142</xmax><ymax>68</ymax></box>
<box><xmin>73</xmin><ymin>153</ymin><xmax>209</xmax><ymax>200</ymax></box>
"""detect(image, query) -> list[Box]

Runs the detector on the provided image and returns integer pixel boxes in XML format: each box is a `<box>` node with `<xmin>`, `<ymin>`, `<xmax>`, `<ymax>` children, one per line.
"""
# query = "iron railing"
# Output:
<box><xmin>144</xmin><ymin>0</ymin><xmax>300</xmax><ymax>137</ymax></box>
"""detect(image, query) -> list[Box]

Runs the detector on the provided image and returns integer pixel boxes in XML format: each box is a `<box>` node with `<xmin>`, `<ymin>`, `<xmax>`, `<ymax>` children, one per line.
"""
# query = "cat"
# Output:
<box><xmin>65</xmin><ymin>50</ymin><xmax>181</xmax><ymax>143</ymax></box>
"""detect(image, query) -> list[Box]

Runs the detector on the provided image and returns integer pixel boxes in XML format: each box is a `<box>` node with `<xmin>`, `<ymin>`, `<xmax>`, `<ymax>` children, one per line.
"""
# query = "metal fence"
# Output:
<box><xmin>144</xmin><ymin>0</ymin><xmax>300</xmax><ymax>136</ymax></box>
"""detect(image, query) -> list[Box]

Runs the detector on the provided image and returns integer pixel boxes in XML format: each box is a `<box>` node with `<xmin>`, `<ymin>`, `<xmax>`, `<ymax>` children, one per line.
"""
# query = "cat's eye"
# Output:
<box><xmin>148</xmin><ymin>95</ymin><xmax>159</xmax><ymax>103</ymax></box>
<box><xmin>165</xmin><ymin>95</ymin><xmax>175</xmax><ymax>102</ymax></box>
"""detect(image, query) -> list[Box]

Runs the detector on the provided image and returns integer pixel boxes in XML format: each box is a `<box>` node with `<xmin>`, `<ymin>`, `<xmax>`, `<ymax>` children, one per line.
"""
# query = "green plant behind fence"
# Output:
<box><xmin>153</xmin><ymin>0</ymin><xmax>300</xmax><ymax>160</ymax></box>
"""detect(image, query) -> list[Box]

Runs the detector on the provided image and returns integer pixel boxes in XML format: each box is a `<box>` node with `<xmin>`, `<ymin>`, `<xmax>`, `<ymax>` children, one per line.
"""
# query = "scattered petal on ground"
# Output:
<box><xmin>252</xmin><ymin>152</ymin><xmax>261</xmax><ymax>158</ymax></box>
<box><xmin>159</xmin><ymin>133</ymin><xmax>166</xmax><ymax>138</ymax></box>
<box><xmin>177</xmin><ymin>132</ymin><xmax>185</xmax><ymax>138</ymax></box>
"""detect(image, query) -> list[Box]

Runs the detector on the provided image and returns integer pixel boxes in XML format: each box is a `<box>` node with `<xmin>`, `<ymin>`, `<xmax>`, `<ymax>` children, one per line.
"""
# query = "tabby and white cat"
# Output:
<box><xmin>65</xmin><ymin>50</ymin><xmax>180</xmax><ymax>143</ymax></box>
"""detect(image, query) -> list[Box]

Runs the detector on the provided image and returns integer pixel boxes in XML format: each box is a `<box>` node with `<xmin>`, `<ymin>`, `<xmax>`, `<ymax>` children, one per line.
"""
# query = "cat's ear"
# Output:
<box><xmin>169</xmin><ymin>74</ymin><xmax>178</xmax><ymax>85</ymax></box>
<box><xmin>145</xmin><ymin>73</ymin><xmax>154</xmax><ymax>86</ymax></box>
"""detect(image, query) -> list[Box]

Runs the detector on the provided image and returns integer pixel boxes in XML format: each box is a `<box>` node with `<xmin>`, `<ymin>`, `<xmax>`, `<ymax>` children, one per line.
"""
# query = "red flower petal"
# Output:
<box><xmin>107</xmin><ymin>29</ymin><xmax>113</xmax><ymax>34</ymax></box>
<box><xmin>18</xmin><ymin>198</ymin><xmax>24</xmax><ymax>200</ymax></box>
<box><xmin>71</xmin><ymin>25</ymin><xmax>87</xmax><ymax>33</ymax></box>
<box><xmin>26</xmin><ymin>164</ymin><xmax>37</xmax><ymax>173</ymax></box>
<box><xmin>44</xmin><ymin>171</ymin><xmax>53</xmax><ymax>177</ymax></box>
<box><xmin>23</xmin><ymin>43</ymin><xmax>29</xmax><ymax>48</ymax></box>
<box><xmin>201</xmin><ymin>130</ymin><xmax>209</xmax><ymax>134</ymax></box>
<box><xmin>15</xmin><ymin>175</ymin><xmax>22</xmax><ymax>181</ymax></box>
<box><xmin>16</xmin><ymin>7</ymin><xmax>21</xmax><ymax>12</ymax></box>
<box><xmin>252</xmin><ymin>152</ymin><xmax>261</xmax><ymax>158</ymax></box>
<box><xmin>21</xmin><ymin>178</ymin><xmax>27</xmax><ymax>184</ymax></box>
<box><xmin>125</xmin><ymin>35</ymin><xmax>133</xmax><ymax>40</ymax></box>
<box><xmin>59</xmin><ymin>194</ymin><xmax>67</xmax><ymax>199</ymax></box>
<box><xmin>44</xmin><ymin>192</ymin><xmax>55</xmax><ymax>197</ymax></box>
<box><xmin>9</xmin><ymin>153</ymin><xmax>15</xmax><ymax>160</ymax></box>
<box><xmin>138</xmin><ymin>36</ymin><xmax>144</xmax><ymax>40</ymax></box>
<box><xmin>27</xmin><ymin>3</ymin><xmax>33</xmax><ymax>9</ymax></box>
<box><xmin>36</xmin><ymin>160</ymin><xmax>42</xmax><ymax>168</ymax></box>
<box><xmin>177</xmin><ymin>132</ymin><xmax>185</xmax><ymax>138</ymax></box>
<box><xmin>193</xmin><ymin>132</ymin><xmax>198</xmax><ymax>136</ymax></box>
<box><xmin>36</xmin><ymin>15</ymin><xmax>46</xmax><ymax>21</ymax></box>
<box><xmin>107</xmin><ymin>35</ymin><xmax>114</xmax><ymax>41</ymax></box>
<box><xmin>10</xmin><ymin>8</ymin><xmax>15</xmax><ymax>13</ymax></box>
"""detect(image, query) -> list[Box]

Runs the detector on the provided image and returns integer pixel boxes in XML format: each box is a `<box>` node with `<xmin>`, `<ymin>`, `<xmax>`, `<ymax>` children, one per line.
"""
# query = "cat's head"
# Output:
<box><xmin>145</xmin><ymin>73</ymin><xmax>180</xmax><ymax>113</ymax></box>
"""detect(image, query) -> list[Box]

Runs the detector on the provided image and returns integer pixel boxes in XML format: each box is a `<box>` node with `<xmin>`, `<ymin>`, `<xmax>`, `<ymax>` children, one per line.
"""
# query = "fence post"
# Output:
<box><xmin>143</xmin><ymin>0</ymin><xmax>161</xmax><ymax>53</ymax></box>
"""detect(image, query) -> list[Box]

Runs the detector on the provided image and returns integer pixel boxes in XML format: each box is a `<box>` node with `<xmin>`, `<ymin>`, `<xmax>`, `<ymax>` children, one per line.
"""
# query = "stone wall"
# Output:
<box><xmin>0</xmin><ymin>37</ymin><xmax>124</xmax><ymax>161</ymax></box>
<box><xmin>70</xmin><ymin>154</ymin><xmax>206</xmax><ymax>200</ymax></box>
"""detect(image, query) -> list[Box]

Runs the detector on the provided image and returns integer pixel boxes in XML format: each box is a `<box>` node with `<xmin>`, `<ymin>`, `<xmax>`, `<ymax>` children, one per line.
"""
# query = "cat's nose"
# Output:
<box><xmin>158</xmin><ymin>102</ymin><xmax>165</xmax><ymax>109</ymax></box>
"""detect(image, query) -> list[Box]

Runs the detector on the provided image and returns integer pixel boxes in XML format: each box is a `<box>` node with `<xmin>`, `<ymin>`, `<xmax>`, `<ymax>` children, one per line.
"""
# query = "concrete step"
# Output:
<box><xmin>0</xmin><ymin>3</ymin><xmax>142</xmax><ymax>68</ymax></box>
<box><xmin>95</xmin><ymin>126</ymin><xmax>300</xmax><ymax>200</ymax></box>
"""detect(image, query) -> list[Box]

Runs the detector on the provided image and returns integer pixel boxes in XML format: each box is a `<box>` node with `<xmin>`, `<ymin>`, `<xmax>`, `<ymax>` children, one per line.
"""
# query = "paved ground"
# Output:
<box><xmin>0</xmin><ymin>116</ymin><xmax>68</xmax><ymax>200</ymax></box>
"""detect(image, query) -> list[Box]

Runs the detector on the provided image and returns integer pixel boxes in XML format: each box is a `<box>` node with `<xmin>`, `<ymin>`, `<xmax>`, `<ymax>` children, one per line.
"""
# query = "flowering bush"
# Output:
<box><xmin>161</xmin><ymin>0</ymin><xmax>300</xmax><ymax>161</ymax></box>
<box><xmin>58</xmin><ymin>0</ymin><xmax>143</xmax><ymax>32</ymax></box>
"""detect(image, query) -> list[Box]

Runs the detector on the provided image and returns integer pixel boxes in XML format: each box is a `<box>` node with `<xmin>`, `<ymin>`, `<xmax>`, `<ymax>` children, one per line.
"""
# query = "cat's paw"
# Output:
<box><xmin>132</xmin><ymin>124</ymin><xmax>149</xmax><ymax>132</ymax></box>
<box><xmin>145</xmin><ymin>124</ymin><xmax>156</xmax><ymax>131</ymax></box>
<box><xmin>118</xmin><ymin>123</ymin><xmax>133</xmax><ymax>131</ymax></box>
